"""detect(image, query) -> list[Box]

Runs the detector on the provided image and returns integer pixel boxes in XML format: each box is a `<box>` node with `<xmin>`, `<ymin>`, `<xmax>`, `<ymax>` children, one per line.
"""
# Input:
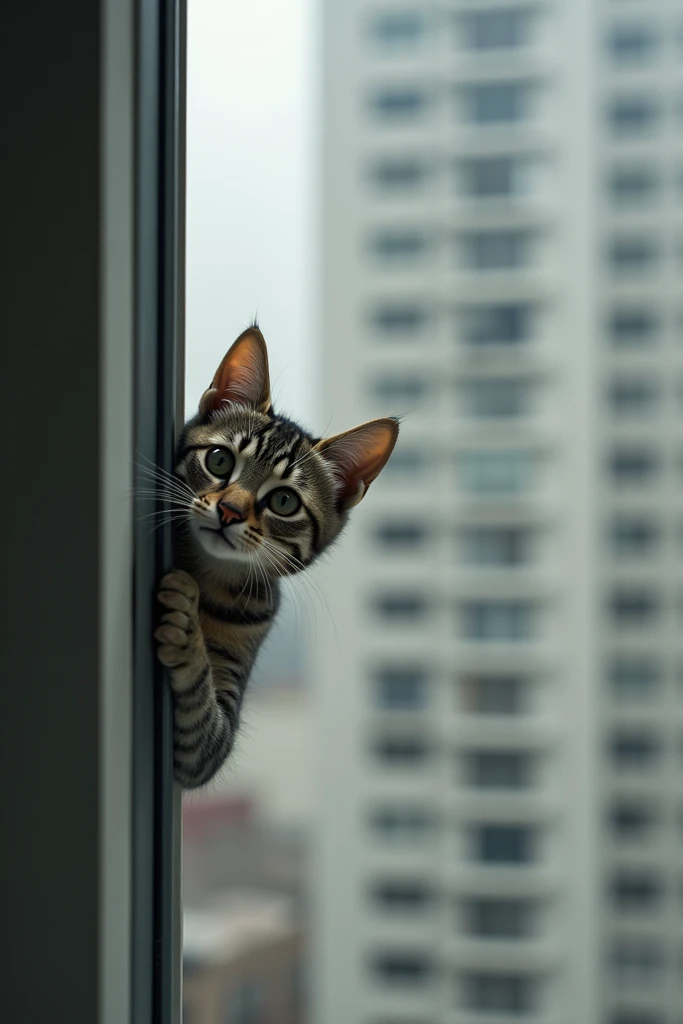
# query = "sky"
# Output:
<box><xmin>185</xmin><ymin>0</ymin><xmax>318</xmax><ymax>427</ymax></box>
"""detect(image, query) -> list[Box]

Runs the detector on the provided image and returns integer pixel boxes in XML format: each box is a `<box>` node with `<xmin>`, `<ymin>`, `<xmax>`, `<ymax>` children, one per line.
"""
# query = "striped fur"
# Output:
<box><xmin>155</xmin><ymin>326</ymin><xmax>398</xmax><ymax>788</ymax></box>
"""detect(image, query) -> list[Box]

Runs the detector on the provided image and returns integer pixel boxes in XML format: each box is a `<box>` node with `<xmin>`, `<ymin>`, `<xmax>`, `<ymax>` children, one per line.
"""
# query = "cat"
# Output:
<box><xmin>154</xmin><ymin>325</ymin><xmax>398</xmax><ymax>788</ymax></box>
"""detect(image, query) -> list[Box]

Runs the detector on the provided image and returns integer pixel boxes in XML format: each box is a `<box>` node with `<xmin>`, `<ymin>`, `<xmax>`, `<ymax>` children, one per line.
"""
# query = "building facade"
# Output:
<box><xmin>316</xmin><ymin>2</ymin><xmax>682</xmax><ymax>1023</ymax></box>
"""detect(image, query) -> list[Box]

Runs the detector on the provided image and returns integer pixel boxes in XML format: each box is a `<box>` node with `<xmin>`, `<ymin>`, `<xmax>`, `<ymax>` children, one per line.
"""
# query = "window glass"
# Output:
<box><xmin>381</xmin><ymin>447</ymin><xmax>429</xmax><ymax>478</ymax></box>
<box><xmin>369</xmin><ymin>806</ymin><xmax>435</xmax><ymax>844</ymax></box>
<box><xmin>609</xmin><ymin>516</ymin><xmax>659</xmax><ymax>556</ymax></box>
<box><xmin>610</xmin><ymin>871</ymin><xmax>662</xmax><ymax>911</ymax></box>
<box><xmin>609</xmin><ymin>729</ymin><xmax>661</xmax><ymax>769</ymax></box>
<box><xmin>609</xmin><ymin>588</ymin><xmax>659</xmax><ymax>626</ymax></box>
<box><xmin>608</xmin><ymin>376</ymin><xmax>658</xmax><ymax>416</ymax></box>
<box><xmin>609</xmin><ymin>447</ymin><xmax>659</xmax><ymax>485</ymax></box>
<box><xmin>459</xmin><ymin>303</ymin><xmax>532</xmax><ymax>345</ymax></box>
<box><xmin>609</xmin><ymin>236</ymin><xmax>659</xmax><ymax>272</ymax></box>
<box><xmin>608</xmin><ymin>23</ymin><xmax>658</xmax><ymax>65</ymax></box>
<box><xmin>373</xmin><ymin>592</ymin><xmax>430</xmax><ymax>622</ymax></box>
<box><xmin>608</xmin><ymin>802</ymin><xmax>657</xmax><ymax>841</ymax></box>
<box><xmin>370</xmin><ymin>86</ymin><xmax>431</xmax><ymax>121</ymax></box>
<box><xmin>461</xmin><ymin>229</ymin><xmax>532</xmax><ymax>270</ymax></box>
<box><xmin>370</xmin><ymin>880</ymin><xmax>432</xmax><ymax>910</ymax></box>
<box><xmin>464</xmin><ymin>973</ymin><xmax>535</xmax><ymax>1013</ymax></box>
<box><xmin>369</xmin><ymin>156</ymin><xmax>430</xmax><ymax>191</ymax></box>
<box><xmin>370</xmin><ymin>228</ymin><xmax>429</xmax><ymax>262</ymax></box>
<box><xmin>370</xmin><ymin>374</ymin><xmax>430</xmax><ymax>404</ymax></box>
<box><xmin>460</xmin><ymin>378</ymin><xmax>531</xmax><ymax>418</ymax></box>
<box><xmin>458</xmin><ymin>155</ymin><xmax>531</xmax><ymax>197</ymax></box>
<box><xmin>464</xmin><ymin>898</ymin><xmax>533</xmax><ymax>938</ymax></box>
<box><xmin>459</xmin><ymin>526</ymin><xmax>531</xmax><ymax>565</ymax></box>
<box><xmin>465</xmin><ymin>751</ymin><xmax>533</xmax><ymax>789</ymax></box>
<box><xmin>474</xmin><ymin>824</ymin><xmax>535</xmax><ymax>863</ymax></box>
<box><xmin>459</xmin><ymin>450</ymin><xmax>535</xmax><ymax>494</ymax></box>
<box><xmin>460</xmin><ymin>675</ymin><xmax>525</xmax><ymax>714</ymax></box>
<box><xmin>609</xmin><ymin>165</ymin><xmax>659</xmax><ymax>205</ymax></box>
<box><xmin>609</xmin><ymin>95</ymin><xmax>659</xmax><ymax>136</ymax></box>
<box><xmin>609</xmin><ymin>308</ymin><xmax>659</xmax><ymax>346</ymax></box>
<box><xmin>610</xmin><ymin>936</ymin><xmax>663</xmax><ymax>981</ymax></box>
<box><xmin>462</xmin><ymin>601</ymin><xmax>534</xmax><ymax>641</ymax></box>
<box><xmin>371</xmin><ymin>951</ymin><xmax>432</xmax><ymax>984</ymax></box>
<box><xmin>373</xmin><ymin>521</ymin><xmax>430</xmax><ymax>550</ymax></box>
<box><xmin>462</xmin><ymin>82</ymin><xmax>531</xmax><ymax>124</ymax></box>
<box><xmin>370</xmin><ymin>302</ymin><xmax>429</xmax><ymax>337</ymax></box>
<box><xmin>369</xmin><ymin>10</ymin><xmax>428</xmax><ymax>51</ymax></box>
<box><xmin>609</xmin><ymin>656</ymin><xmax>661</xmax><ymax>702</ymax></box>
<box><xmin>373</xmin><ymin>666</ymin><xmax>429</xmax><ymax>709</ymax></box>
<box><xmin>460</xmin><ymin>9</ymin><xmax>531</xmax><ymax>50</ymax></box>
<box><xmin>372</xmin><ymin>736</ymin><xmax>430</xmax><ymax>767</ymax></box>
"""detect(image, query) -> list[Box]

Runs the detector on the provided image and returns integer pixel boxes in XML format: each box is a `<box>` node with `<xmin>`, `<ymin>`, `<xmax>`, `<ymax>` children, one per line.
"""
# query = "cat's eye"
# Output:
<box><xmin>266</xmin><ymin>487</ymin><xmax>301</xmax><ymax>517</ymax></box>
<box><xmin>205</xmin><ymin>446</ymin><xmax>235</xmax><ymax>479</ymax></box>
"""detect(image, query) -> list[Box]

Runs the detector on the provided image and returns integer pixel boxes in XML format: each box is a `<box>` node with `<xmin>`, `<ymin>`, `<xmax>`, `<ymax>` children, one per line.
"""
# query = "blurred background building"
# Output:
<box><xmin>186</xmin><ymin>1</ymin><xmax>683</xmax><ymax>1022</ymax></box>
<box><xmin>315</xmin><ymin>3</ymin><xmax>683</xmax><ymax>1024</ymax></box>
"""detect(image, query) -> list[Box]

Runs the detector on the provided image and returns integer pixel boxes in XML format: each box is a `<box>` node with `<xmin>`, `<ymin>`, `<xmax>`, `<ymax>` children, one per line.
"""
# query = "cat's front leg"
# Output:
<box><xmin>155</xmin><ymin>569</ymin><xmax>239</xmax><ymax>788</ymax></box>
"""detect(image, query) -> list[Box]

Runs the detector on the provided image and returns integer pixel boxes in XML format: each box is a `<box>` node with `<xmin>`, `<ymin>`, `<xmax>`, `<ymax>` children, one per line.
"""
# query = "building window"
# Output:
<box><xmin>608</xmin><ymin>308</ymin><xmax>659</xmax><ymax>346</ymax></box>
<box><xmin>463</xmin><ymin>601</ymin><xmax>533</xmax><ymax>641</ymax></box>
<box><xmin>460</xmin><ymin>378</ymin><xmax>531</xmax><ymax>418</ymax></box>
<box><xmin>608</xmin><ymin>236</ymin><xmax>659</xmax><ymax>273</ymax></box>
<box><xmin>370</xmin><ymin>85</ymin><xmax>431</xmax><ymax>121</ymax></box>
<box><xmin>461</xmin><ymin>81</ymin><xmax>532</xmax><ymax>124</ymax></box>
<box><xmin>459</xmin><ymin>525</ymin><xmax>531</xmax><ymax>566</ymax></box>
<box><xmin>460</xmin><ymin>229</ymin><xmax>532</xmax><ymax>270</ymax></box>
<box><xmin>609</xmin><ymin>656</ymin><xmax>661</xmax><ymax>702</ymax></box>
<box><xmin>370</xmin><ymin>228</ymin><xmax>429</xmax><ymax>263</ymax></box>
<box><xmin>368</xmin><ymin>10</ymin><xmax>428</xmax><ymax>50</ymax></box>
<box><xmin>609</xmin><ymin>165</ymin><xmax>659</xmax><ymax>206</ymax></box>
<box><xmin>459</xmin><ymin>303</ymin><xmax>532</xmax><ymax>346</ymax></box>
<box><xmin>473</xmin><ymin>824</ymin><xmax>535</xmax><ymax>863</ymax></box>
<box><xmin>608</xmin><ymin>1013</ymin><xmax>665</xmax><ymax>1024</ymax></box>
<box><xmin>370</xmin><ymin>302</ymin><xmax>429</xmax><ymax>337</ymax></box>
<box><xmin>369</xmin><ymin>806</ymin><xmax>435</xmax><ymax>844</ymax></box>
<box><xmin>610</xmin><ymin>936</ymin><xmax>663</xmax><ymax>982</ymax></box>
<box><xmin>459</xmin><ymin>450</ymin><xmax>535</xmax><ymax>494</ymax></box>
<box><xmin>609</xmin><ymin>588</ymin><xmax>659</xmax><ymax>627</ymax></box>
<box><xmin>373</xmin><ymin>666</ymin><xmax>429</xmax><ymax>709</ymax></box>
<box><xmin>373</xmin><ymin>592</ymin><xmax>429</xmax><ymax>622</ymax></box>
<box><xmin>464</xmin><ymin>751</ymin><xmax>533</xmax><ymax>789</ymax></box>
<box><xmin>608</xmin><ymin>376</ymin><xmax>658</xmax><ymax>416</ymax></box>
<box><xmin>370</xmin><ymin>373</ymin><xmax>430</xmax><ymax>405</ymax></box>
<box><xmin>369</xmin><ymin>155</ymin><xmax>430</xmax><ymax>192</ymax></box>
<box><xmin>610</xmin><ymin>871</ymin><xmax>662</xmax><ymax>912</ymax></box>
<box><xmin>464</xmin><ymin>898</ymin><xmax>533</xmax><ymax>938</ymax></box>
<box><xmin>370</xmin><ymin>951</ymin><xmax>432</xmax><ymax>985</ymax></box>
<box><xmin>609</xmin><ymin>447</ymin><xmax>659</xmax><ymax>485</ymax></box>
<box><xmin>609</xmin><ymin>729</ymin><xmax>661</xmax><ymax>770</ymax></box>
<box><xmin>609</xmin><ymin>96</ymin><xmax>659</xmax><ymax>137</ymax></box>
<box><xmin>464</xmin><ymin>973</ymin><xmax>535</xmax><ymax>1013</ymax></box>
<box><xmin>608</xmin><ymin>23</ymin><xmax>658</xmax><ymax>65</ymax></box>
<box><xmin>458</xmin><ymin>155</ymin><xmax>531</xmax><ymax>198</ymax></box>
<box><xmin>458</xmin><ymin>9</ymin><xmax>532</xmax><ymax>51</ymax></box>
<box><xmin>370</xmin><ymin>880</ymin><xmax>433</xmax><ymax>911</ymax></box>
<box><xmin>608</xmin><ymin>801</ymin><xmax>657</xmax><ymax>841</ymax></box>
<box><xmin>373</xmin><ymin>521</ymin><xmax>429</xmax><ymax>551</ymax></box>
<box><xmin>610</xmin><ymin>516</ymin><xmax>659</xmax><ymax>557</ymax></box>
<box><xmin>381</xmin><ymin>447</ymin><xmax>428</xmax><ymax>478</ymax></box>
<box><xmin>460</xmin><ymin>675</ymin><xmax>525</xmax><ymax>715</ymax></box>
<box><xmin>372</xmin><ymin>736</ymin><xmax>430</xmax><ymax>767</ymax></box>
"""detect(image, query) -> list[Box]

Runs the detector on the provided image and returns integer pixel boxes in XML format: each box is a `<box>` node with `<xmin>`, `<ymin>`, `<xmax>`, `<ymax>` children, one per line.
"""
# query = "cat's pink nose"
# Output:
<box><xmin>218</xmin><ymin>500</ymin><xmax>246</xmax><ymax>526</ymax></box>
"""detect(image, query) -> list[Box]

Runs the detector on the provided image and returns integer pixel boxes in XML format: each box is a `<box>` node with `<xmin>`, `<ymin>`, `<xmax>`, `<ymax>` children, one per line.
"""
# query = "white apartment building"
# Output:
<box><xmin>315</xmin><ymin>3</ymin><xmax>683</xmax><ymax>1024</ymax></box>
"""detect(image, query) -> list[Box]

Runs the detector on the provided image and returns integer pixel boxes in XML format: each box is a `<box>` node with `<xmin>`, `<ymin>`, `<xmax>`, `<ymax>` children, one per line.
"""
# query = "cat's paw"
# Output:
<box><xmin>155</xmin><ymin>570</ymin><xmax>204</xmax><ymax>669</ymax></box>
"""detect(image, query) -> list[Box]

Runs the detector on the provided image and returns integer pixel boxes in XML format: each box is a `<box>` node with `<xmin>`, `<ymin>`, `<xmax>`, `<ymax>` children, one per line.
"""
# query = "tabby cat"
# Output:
<box><xmin>154</xmin><ymin>326</ymin><xmax>398</xmax><ymax>788</ymax></box>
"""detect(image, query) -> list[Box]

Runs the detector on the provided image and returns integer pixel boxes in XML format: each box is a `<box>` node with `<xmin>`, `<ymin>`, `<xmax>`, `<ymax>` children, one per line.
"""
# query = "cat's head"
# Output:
<box><xmin>174</xmin><ymin>326</ymin><xmax>398</xmax><ymax>578</ymax></box>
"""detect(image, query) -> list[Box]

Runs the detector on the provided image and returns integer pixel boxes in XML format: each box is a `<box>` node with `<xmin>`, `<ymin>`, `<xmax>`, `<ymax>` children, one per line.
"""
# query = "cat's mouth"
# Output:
<box><xmin>199</xmin><ymin>526</ymin><xmax>236</xmax><ymax>550</ymax></box>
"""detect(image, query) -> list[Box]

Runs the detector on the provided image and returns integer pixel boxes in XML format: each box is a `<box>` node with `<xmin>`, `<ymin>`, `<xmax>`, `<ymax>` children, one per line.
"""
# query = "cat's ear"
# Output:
<box><xmin>317</xmin><ymin>417</ymin><xmax>399</xmax><ymax>510</ymax></box>
<box><xmin>199</xmin><ymin>327</ymin><xmax>272</xmax><ymax>416</ymax></box>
